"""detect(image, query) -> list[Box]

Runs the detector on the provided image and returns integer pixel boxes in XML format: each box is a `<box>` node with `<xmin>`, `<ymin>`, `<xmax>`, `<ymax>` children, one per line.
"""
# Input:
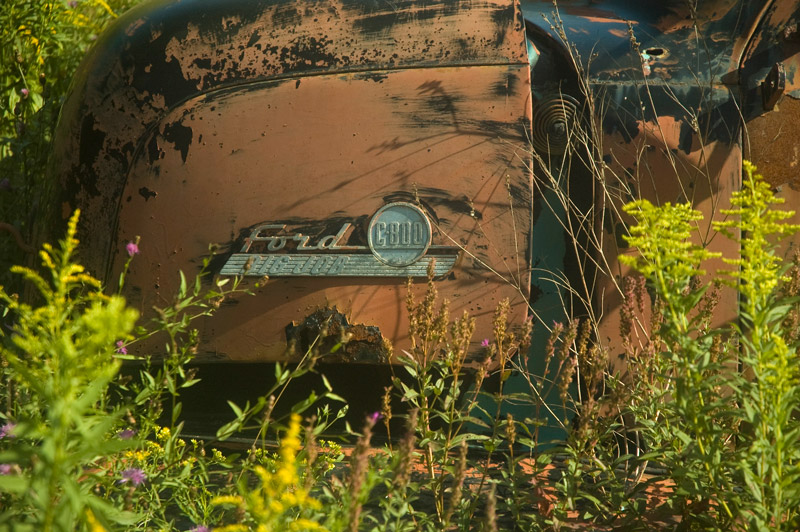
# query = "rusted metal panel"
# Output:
<box><xmin>55</xmin><ymin>0</ymin><xmax>533</xmax><ymax>362</ymax></box>
<box><xmin>741</xmin><ymin>1</ymin><xmax>800</xmax><ymax>266</ymax></box>
<box><xmin>55</xmin><ymin>0</ymin><xmax>800</xmax><ymax>382</ymax></box>
<box><xmin>116</xmin><ymin>65</ymin><xmax>532</xmax><ymax>361</ymax></box>
<box><xmin>521</xmin><ymin>0</ymin><xmax>754</xmax><ymax>375</ymax></box>
<box><xmin>55</xmin><ymin>0</ymin><xmax>528</xmax><ymax>280</ymax></box>
<box><xmin>739</xmin><ymin>0</ymin><xmax>800</xmax><ymax>106</ymax></box>
<box><xmin>740</xmin><ymin>1</ymin><xmax>800</xmax><ymax>186</ymax></box>
<box><xmin>522</xmin><ymin>0</ymin><xmax>766</xmax><ymax>86</ymax></box>
<box><xmin>746</xmin><ymin>96</ymin><xmax>800</xmax><ymax>189</ymax></box>
<box><xmin>595</xmin><ymin>132</ymin><xmax>742</xmax><ymax>374</ymax></box>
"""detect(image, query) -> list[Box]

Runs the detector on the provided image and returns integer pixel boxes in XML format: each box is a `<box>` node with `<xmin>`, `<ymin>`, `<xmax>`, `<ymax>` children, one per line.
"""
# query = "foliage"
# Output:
<box><xmin>0</xmin><ymin>213</ymin><xmax>340</xmax><ymax>531</ymax></box>
<box><xmin>0</xmin><ymin>0</ymin><xmax>142</xmax><ymax>290</ymax></box>
<box><xmin>307</xmin><ymin>272</ymin><xmax>535</xmax><ymax>532</ymax></box>
<box><xmin>3</xmin><ymin>1</ymin><xmax>800</xmax><ymax>530</ymax></box>
<box><xmin>621</xmin><ymin>198</ymin><xmax>740</xmax><ymax>527</ymax></box>
<box><xmin>618</xmin><ymin>162</ymin><xmax>800</xmax><ymax>530</ymax></box>
<box><xmin>212</xmin><ymin>414</ymin><xmax>328</xmax><ymax>532</ymax></box>
<box><xmin>0</xmin><ymin>210</ymin><xmax>139</xmax><ymax>531</ymax></box>
<box><xmin>716</xmin><ymin>162</ymin><xmax>800</xmax><ymax>530</ymax></box>
<box><xmin>0</xmin><ymin>0</ymin><xmax>130</xmax><ymax>136</ymax></box>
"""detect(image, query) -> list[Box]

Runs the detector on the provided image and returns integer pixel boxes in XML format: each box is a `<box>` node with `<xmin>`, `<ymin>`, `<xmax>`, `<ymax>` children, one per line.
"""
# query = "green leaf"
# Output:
<box><xmin>450</xmin><ymin>433</ymin><xmax>490</xmax><ymax>446</ymax></box>
<box><xmin>291</xmin><ymin>392</ymin><xmax>319</xmax><ymax>415</ymax></box>
<box><xmin>227</xmin><ymin>400</ymin><xmax>244</xmax><ymax>419</ymax></box>
<box><xmin>86</xmin><ymin>494</ymin><xmax>142</xmax><ymax>525</ymax></box>
<box><xmin>172</xmin><ymin>401</ymin><xmax>183</xmax><ymax>421</ymax></box>
<box><xmin>0</xmin><ymin>522</ymin><xmax>36</xmax><ymax>532</ymax></box>
<box><xmin>324</xmin><ymin>392</ymin><xmax>346</xmax><ymax>403</ymax></box>
<box><xmin>182</xmin><ymin>378</ymin><xmax>201</xmax><ymax>388</ymax></box>
<box><xmin>217</xmin><ymin>418</ymin><xmax>242</xmax><ymax>440</ymax></box>
<box><xmin>179</xmin><ymin>270</ymin><xmax>187</xmax><ymax>297</ymax></box>
<box><xmin>0</xmin><ymin>475</ymin><xmax>27</xmax><ymax>494</ymax></box>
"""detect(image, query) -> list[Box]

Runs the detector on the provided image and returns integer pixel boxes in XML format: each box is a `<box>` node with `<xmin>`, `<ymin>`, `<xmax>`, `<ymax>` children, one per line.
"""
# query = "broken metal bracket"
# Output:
<box><xmin>285</xmin><ymin>307</ymin><xmax>390</xmax><ymax>363</ymax></box>
<box><xmin>762</xmin><ymin>62</ymin><xmax>786</xmax><ymax>111</ymax></box>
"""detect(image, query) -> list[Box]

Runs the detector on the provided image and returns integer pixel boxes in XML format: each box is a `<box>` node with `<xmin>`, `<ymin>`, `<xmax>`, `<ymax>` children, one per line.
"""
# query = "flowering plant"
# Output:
<box><xmin>0</xmin><ymin>210</ymin><xmax>139</xmax><ymax>529</ymax></box>
<box><xmin>212</xmin><ymin>414</ymin><xmax>327</xmax><ymax>532</ymax></box>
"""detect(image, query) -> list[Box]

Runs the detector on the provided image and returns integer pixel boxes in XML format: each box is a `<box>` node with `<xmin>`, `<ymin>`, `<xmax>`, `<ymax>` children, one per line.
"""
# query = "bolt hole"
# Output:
<box><xmin>644</xmin><ymin>47</ymin><xmax>666</xmax><ymax>57</ymax></box>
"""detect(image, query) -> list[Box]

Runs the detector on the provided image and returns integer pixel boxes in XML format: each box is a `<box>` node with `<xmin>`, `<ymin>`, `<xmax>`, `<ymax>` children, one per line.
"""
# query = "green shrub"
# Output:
<box><xmin>0</xmin><ymin>0</ymin><xmax>142</xmax><ymax>290</ymax></box>
<box><xmin>0</xmin><ymin>210</ymin><xmax>139</xmax><ymax>530</ymax></box>
<box><xmin>0</xmin><ymin>209</ymin><xmax>350</xmax><ymax>531</ymax></box>
<box><xmin>620</xmin><ymin>161</ymin><xmax>800</xmax><ymax>530</ymax></box>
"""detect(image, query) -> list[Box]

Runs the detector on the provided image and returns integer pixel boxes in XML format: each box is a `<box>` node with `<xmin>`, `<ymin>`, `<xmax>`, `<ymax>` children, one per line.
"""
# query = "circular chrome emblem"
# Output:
<box><xmin>368</xmin><ymin>202</ymin><xmax>432</xmax><ymax>267</ymax></box>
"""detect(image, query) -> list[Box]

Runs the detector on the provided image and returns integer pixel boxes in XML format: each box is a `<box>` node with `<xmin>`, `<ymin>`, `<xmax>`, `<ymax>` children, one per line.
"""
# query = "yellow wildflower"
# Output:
<box><xmin>211</xmin><ymin>414</ymin><xmax>327</xmax><ymax>531</ymax></box>
<box><xmin>156</xmin><ymin>426</ymin><xmax>171</xmax><ymax>442</ymax></box>
<box><xmin>85</xmin><ymin>509</ymin><xmax>106</xmax><ymax>532</ymax></box>
<box><xmin>212</xmin><ymin>494</ymin><xmax>244</xmax><ymax>507</ymax></box>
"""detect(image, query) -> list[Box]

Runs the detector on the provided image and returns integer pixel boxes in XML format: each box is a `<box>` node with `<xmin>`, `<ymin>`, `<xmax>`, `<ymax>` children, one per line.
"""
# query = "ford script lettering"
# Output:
<box><xmin>220</xmin><ymin>202</ymin><xmax>457</xmax><ymax>277</ymax></box>
<box><xmin>244</xmin><ymin>223</ymin><xmax>350</xmax><ymax>252</ymax></box>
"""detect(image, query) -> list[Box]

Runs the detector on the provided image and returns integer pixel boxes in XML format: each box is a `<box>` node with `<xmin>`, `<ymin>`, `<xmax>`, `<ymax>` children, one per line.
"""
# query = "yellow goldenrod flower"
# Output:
<box><xmin>211</xmin><ymin>414</ymin><xmax>327</xmax><ymax>531</ymax></box>
<box><xmin>211</xmin><ymin>495</ymin><xmax>244</xmax><ymax>507</ymax></box>
<box><xmin>156</xmin><ymin>426</ymin><xmax>171</xmax><ymax>442</ymax></box>
<box><xmin>214</xmin><ymin>525</ymin><xmax>248</xmax><ymax>532</ymax></box>
<box><xmin>85</xmin><ymin>510</ymin><xmax>106</xmax><ymax>532</ymax></box>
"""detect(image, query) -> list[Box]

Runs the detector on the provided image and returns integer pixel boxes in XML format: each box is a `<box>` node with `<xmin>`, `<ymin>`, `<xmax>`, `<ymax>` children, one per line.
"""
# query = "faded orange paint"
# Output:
<box><xmin>117</xmin><ymin>67</ymin><xmax>533</xmax><ymax>361</ymax></box>
<box><xmin>592</xmin><ymin>110</ymin><xmax>741</xmax><ymax>377</ymax></box>
<box><xmin>56</xmin><ymin>0</ymin><xmax>533</xmax><ymax>363</ymax></box>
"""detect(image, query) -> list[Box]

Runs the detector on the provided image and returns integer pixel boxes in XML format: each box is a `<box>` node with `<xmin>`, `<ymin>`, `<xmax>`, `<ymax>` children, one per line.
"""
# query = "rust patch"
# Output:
<box><xmin>162</xmin><ymin>121</ymin><xmax>193</xmax><ymax>163</ymax></box>
<box><xmin>285</xmin><ymin>307</ymin><xmax>390</xmax><ymax>363</ymax></box>
<box><xmin>160</xmin><ymin>0</ymin><xmax>527</xmax><ymax>93</ymax></box>
<box><xmin>746</xmin><ymin>96</ymin><xmax>800</xmax><ymax>189</ymax></box>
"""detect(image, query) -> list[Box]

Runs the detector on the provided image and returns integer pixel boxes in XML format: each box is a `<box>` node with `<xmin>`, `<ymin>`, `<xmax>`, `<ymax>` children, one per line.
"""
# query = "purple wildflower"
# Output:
<box><xmin>481</xmin><ymin>338</ymin><xmax>490</xmax><ymax>348</ymax></box>
<box><xmin>125</xmin><ymin>241</ymin><xmax>139</xmax><ymax>257</ymax></box>
<box><xmin>0</xmin><ymin>422</ymin><xmax>16</xmax><ymax>439</ymax></box>
<box><xmin>118</xmin><ymin>429</ymin><xmax>137</xmax><ymax>440</ymax></box>
<box><xmin>190</xmin><ymin>526</ymin><xmax>211</xmax><ymax>532</ymax></box>
<box><xmin>119</xmin><ymin>468</ymin><xmax>146</xmax><ymax>486</ymax></box>
<box><xmin>115</xmin><ymin>340</ymin><xmax>128</xmax><ymax>355</ymax></box>
<box><xmin>20</xmin><ymin>88</ymin><xmax>29</xmax><ymax>98</ymax></box>
<box><xmin>0</xmin><ymin>464</ymin><xmax>13</xmax><ymax>475</ymax></box>
<box><xmin>368</xmin><ymin>411</ymin><xmax>383</xmax><ymax>423</ymax></box>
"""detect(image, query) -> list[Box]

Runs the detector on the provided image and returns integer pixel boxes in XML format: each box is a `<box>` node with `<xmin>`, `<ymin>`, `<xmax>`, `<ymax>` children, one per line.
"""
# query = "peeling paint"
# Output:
<box><xmin>162</xmin><ymin>122</ymin><xmax>193</xmax><ymax>164</ymax></box>
<box><xmin>54</xmin><ymin>0</ymin><xmax>533</xmax><ymax>363</ymax></box>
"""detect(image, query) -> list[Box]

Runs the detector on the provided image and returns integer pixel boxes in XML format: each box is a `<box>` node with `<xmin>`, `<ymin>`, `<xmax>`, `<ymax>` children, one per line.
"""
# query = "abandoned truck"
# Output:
<box><xmin>52</xmin><ymin>0</ymin><xmax>800</xmax><ymax>386</ymax></box>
